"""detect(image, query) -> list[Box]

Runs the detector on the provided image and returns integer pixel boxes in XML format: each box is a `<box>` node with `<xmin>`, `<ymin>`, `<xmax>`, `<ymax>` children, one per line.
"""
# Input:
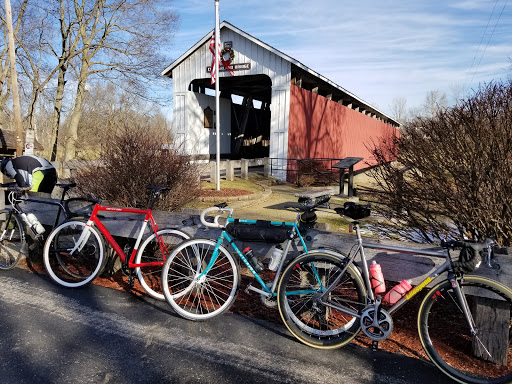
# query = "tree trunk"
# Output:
<box><xmin>63</xmin><ymin>61</ymin><xmax>88</xmax><ymax>161</ymax></box>
<box><xmin>50</xmin><ymin>64</ymin><xmax>67</xmax><ymax>161</ymax></box>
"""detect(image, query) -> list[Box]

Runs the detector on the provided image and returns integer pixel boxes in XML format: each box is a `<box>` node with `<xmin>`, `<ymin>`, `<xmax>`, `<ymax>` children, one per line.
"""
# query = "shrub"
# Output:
<box><xmin>296</xmin><ymin>160</ymin><xmax>335</xmax><ymax>187</ymax></box>
<box><xmin>362</xmin><ymin>81</ymin><xmax>512</xmax><ymax>245</ymax></box>
<box><xmin>75</xmin><ymin>123</ymin><xmax>200</xmax><ymax>211</ymax></box>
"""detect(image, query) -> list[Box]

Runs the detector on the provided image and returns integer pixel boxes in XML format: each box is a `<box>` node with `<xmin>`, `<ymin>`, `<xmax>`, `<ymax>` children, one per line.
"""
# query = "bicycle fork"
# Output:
<box><xmin>69</xmin><ymin>222</ymin><xmax>94</xmax><ymax>254</ymax></box>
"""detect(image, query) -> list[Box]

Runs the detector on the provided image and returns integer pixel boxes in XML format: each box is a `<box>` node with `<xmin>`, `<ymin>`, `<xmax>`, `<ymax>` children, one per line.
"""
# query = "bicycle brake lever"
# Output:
<box><xmin>486</xmin><ymin>243</ymin><xmax>501</xmax><ymax>270</ymax></box>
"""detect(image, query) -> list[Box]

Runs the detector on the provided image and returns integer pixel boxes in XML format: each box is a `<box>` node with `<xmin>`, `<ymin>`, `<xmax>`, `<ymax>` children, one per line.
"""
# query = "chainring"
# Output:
<box><xmin>360</xmin><ymin>305</ymin><xmax>393</xmax><ymax>341</ymax></box>
<box><xmin>260</xmin><ymin>282</ymin><xmax>278</xmax><ymax>308</ymax></box>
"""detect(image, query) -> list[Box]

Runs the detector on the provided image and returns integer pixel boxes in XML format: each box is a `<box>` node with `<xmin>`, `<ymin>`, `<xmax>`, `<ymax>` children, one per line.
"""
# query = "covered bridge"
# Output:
<box><xmin>162</xmin><ymin>21</ymin><xmax>399</xmax><ymax>180</ymax></box>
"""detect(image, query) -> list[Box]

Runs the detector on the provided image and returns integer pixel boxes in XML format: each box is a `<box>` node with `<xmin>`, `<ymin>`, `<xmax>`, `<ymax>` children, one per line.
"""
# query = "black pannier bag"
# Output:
<box><xmin>226</xmin><ymin>220</ymin><xmax>291</xmax><ymax>243</ymax></box>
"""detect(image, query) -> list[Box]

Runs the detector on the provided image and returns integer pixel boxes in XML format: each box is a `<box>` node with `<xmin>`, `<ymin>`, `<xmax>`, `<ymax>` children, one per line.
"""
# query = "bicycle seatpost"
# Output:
<box><xmin>148</xmin><ymin>191</ymin><xmax>160</xmax><ymax>210</ymax></box>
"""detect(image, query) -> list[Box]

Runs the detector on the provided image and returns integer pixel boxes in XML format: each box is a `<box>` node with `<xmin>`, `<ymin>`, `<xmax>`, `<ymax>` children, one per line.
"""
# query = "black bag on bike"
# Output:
<box><xmin>226</xmin><ymin>220</ymin><xmax>291</xmax><ymax>243</ymax></box>
<box><xmin>343</xmin><ymin>202</ymin><xmax>371</xmax><ymax>220</ymax></box>
<box><xmin>453</xmin><ymin>245</ymin><xmax>482</xmax><ymax>273</ymax></box>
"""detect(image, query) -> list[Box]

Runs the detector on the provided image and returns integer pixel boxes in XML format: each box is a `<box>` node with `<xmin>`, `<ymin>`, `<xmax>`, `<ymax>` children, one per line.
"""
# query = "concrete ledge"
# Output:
<box><xmin>25</xmin><ymin>200</ymin><xmax>512</xmax><ymax>288</ymax></box>
<box><xmin>197</xmin><ymin>186</ymin><xmax>272</xmax><ymax>202</ymax></box>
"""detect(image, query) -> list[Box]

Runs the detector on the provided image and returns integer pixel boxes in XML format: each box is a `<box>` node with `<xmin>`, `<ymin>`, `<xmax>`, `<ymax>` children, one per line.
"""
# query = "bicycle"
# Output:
<box><xmin>276</xmin><ymin>203</ymin><xmax>512</xmax><ymax>384</ymax></box>
<box><xmin>43</xmin><ymin>186</ymin><xmax>190</xmax><ymax>300</ymax></box>
<box><xmin>0</xmin><ymin>182</ymin><xmax>96</xmax><ymax>270</ymax></box>
<box><xmin>160</xmin><ymin>198</ymin><xmax>346</xmax><ymax>321</ymax></box>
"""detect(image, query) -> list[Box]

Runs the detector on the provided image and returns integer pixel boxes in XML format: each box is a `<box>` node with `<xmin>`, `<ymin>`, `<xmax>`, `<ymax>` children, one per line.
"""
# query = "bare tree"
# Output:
<box><xmin>1</xmin><ymin>0</ymin><xmax>177</xmax><ymax>162</ymax></box>
<box><xmin>422</xmin><ymin>89</ymin><xmax>448</xmax><ymax>117</ymax></box>
<box><xmin>0</xmin><ymin>0</ymin><xmax>28</xmax><ymax>124</ymax></box>
<box><xmin>389</xmin><ymin>96</ymin><xmax>408</xmax><ymax>125</ymax></box>
<box><xmin>74</xmin><ymin>83</ymin><xmax>170</xmax><ymax>158</ymax></box>
<box><xmin>362</xmin><ymin>81</ymin><xmax>512</xmax><ymax>246</ymax></box>
<box><xmin>61</xmin><ymin>0</ymin><xmax>179</xmax><ymax>161</ymax></box>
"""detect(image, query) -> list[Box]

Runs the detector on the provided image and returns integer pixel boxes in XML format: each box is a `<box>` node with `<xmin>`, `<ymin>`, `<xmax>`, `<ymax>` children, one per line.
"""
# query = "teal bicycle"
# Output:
<box><xmin>161</xmin><ymin>199</ymin><xmax>345</xmax><ymax>321</ymax></box>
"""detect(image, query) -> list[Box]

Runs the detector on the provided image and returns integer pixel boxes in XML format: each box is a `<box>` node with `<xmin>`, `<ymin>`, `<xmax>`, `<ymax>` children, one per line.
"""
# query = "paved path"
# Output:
<box><xmin>0</xmin><ymin>268</ymin><xmax>453</xmax><ymax>384</ymax></box>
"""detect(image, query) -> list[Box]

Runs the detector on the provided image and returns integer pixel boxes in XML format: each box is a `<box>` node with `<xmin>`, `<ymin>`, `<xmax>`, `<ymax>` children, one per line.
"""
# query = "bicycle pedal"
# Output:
<box><xmin>127</xmin><ymin>276</ymin><xmax>135</xmax><ymax>287</ymax></box>
<box><xmin>372</xmin><ymin>340</ymin><xmax>379</xmax><ymax>351</ymax></box>
<box><xmin>244</xmin><ymin>283</ymin><xmax>253</xmax><ymax>294</ymax></box>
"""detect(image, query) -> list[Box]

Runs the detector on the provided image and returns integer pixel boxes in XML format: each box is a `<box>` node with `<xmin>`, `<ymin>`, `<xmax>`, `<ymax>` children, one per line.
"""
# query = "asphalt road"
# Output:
<box><xmin>0</xmin><ymin>268</ymin><xmax>453</xmax><ymax>384</ymax></box>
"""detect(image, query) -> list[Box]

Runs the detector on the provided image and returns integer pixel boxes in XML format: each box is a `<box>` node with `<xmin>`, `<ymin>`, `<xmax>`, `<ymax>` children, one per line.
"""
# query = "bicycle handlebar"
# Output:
<box><xmin>442</xmin><ymin>238</ymin><xmax>497</xmax><ymax>269</ymax></box>
<box><xmin>200</xmin><ymin>206</ymin><xmax>234</xmax><ymax>228</ymax></box>
<box><xmin>0</xmin><ymin>184</ymin><xmax>31</xmax><ymax>192</ymax></box>
<box><xmin>441</xmin><ymin>238</ymin><xmax>495</xmax><ymax>251</ymax></box>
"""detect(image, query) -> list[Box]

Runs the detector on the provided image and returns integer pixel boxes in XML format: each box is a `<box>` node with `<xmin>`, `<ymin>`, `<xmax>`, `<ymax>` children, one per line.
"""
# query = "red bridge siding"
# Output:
<box><xmin>288</xmin><ymin>85</ymin><xmax>398</xmax><ymax>171</ymax></box>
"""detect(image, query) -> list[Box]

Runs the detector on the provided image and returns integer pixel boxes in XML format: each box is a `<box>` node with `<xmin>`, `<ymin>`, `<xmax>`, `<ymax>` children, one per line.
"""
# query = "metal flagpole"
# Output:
<box><xmin>214</xmin><ymin>0</ymin><xmax>221</xmax><ymax>190</ymax></box>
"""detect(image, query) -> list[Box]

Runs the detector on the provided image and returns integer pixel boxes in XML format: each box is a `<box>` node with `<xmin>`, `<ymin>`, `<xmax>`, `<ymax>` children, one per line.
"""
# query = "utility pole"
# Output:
<box><xmin>5</xmin><ymin>0</ymin><xmax>24</xmax><ymax>155</ymax></box>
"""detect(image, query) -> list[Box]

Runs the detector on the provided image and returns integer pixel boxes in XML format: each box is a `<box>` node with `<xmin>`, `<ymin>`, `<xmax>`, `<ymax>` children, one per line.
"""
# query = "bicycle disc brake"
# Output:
<box><xmin>360</xmin><ymin>305</ymin><xmax>393</xmax><ymax>341</ymax></box>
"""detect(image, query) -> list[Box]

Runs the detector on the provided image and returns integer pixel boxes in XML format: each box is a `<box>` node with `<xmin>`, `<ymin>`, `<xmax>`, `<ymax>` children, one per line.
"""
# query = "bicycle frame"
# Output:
<box><xmin>75</xmin><ymin>203</ymin><xmax>169</xmax><ymax>269</ymax></box>
<box><xmin>314</xmin><ymin>223</ymin><xmax>475</xmax><ymax>326</ymax></box>
<box><xmin>0</xmin><ymin>184</ymin><xmax>80</xmax><ymax>242</ymax></box>
<box><xmin>200</xmin><ymin>215</ymin><xmax>311</xmax><ymax>297</ymax></box>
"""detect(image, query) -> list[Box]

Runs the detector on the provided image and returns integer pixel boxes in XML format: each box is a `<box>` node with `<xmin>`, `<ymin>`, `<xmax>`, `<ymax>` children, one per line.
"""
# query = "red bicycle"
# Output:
<box><xmin>42</xmin><ymin>186</ymin><xmax>190</xmax><ymax>300</ymax></box>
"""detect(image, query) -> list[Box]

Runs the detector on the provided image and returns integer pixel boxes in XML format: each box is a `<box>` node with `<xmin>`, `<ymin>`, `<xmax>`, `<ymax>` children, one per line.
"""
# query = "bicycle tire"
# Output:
<box><xmin>277</xmin><ymin>252</ymin><xmax>367</xmax><ymax>349</ymax></box>
<box><xmin>162</xmin><ymin>238</ymin><xmax>239</xmax><ymax>321</ymax></box>
<box><xmin>0</xmin><ymin>210</ymin><xmax>26</xmax><ymax>270</ymax></box>
<box><xmin>134</xmin><ymin>228</ymin><xmax>190</xmax><ymax>301</ymax></box>
<box><xmin>418</xmin><ymin>275</ymin><xmax>512</xmax><ymax>384</ymax></box>
<box><xmin>43</xmin><ymin>221</ymin><xmax>105</xmax><ymax>288</ymax></box>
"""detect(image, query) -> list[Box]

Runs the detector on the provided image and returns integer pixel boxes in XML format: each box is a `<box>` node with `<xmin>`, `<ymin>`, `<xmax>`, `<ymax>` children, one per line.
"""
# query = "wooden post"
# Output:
<box><xmin>241</xmin><ymin>159</ymin><xmax>248</xmax><ymax>179</ymax></box>
<box><xmin>263</xmin><ymin>157</ymin><xmax>270</xmax><ymax>177</ymax></box>
<box><xmin>348</xmin><ymin>165</ymin><xmax>355</xmax><ymax>198</ymax></box>
<box><xmin>472</xmin><ymin>296</ymin><xmax>510</xmax><ymax>365</ymax></box>
<box><xmin>225</xmin><ymin>160</ymin><xmax>234</xmax><ymax>181</ymax></box>
<box><xmin>209</xmin><ymin>161</ymin><xmax>217</xmax><ymax>184</ymax></box>
<box><xmin>338</xmin><ymin>168</ymin><xmax>345</xmax><ymax>195</ymax></box>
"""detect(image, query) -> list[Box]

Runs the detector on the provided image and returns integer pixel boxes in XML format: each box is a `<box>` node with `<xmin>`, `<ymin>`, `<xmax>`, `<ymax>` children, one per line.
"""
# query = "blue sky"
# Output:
<box><xmin>162</xmin><ymin>0</ymin><xmax>511</xmax><ymax>117</ymax></box>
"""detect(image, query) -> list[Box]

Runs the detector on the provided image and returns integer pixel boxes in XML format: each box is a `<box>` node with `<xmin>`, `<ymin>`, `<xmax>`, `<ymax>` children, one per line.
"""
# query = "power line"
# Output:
<box><xmin>468</xmin><ymin>0</ymin><xmax>498</xmax><ymax>76</ymax></box>
<box><xmin>469</xmin><ymin>0</ymin><xmax>508</xmax><ymax>86</ymax></box>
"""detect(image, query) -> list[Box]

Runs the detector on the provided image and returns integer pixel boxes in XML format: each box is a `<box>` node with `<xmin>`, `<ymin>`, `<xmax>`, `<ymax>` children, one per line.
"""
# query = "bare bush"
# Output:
<box><xmin>297</xmin><ymin>160</ymin><xmax>335</xmax><ymax>187</ymax></box>
<box><xmin>362</xmin><ymin>81</ymin><xmax>512</xmax><ymax>245</ymax></box>
<box><xmin>75</xmin><ymin>124</ymin><xmax>200</xmax><ymax>211</ymax></box>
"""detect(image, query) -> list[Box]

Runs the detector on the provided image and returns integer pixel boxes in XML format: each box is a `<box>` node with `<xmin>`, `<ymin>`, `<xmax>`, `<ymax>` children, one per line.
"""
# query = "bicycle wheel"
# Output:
<box><xmin>277</xmin><ymin>252</ymin><xmax>367</xmax><ymax>349</ymax></box>
<box><xmin>135</xmin><ymin>228</ymin><xmax>190</xmax><ymax>301</ymax></box>
<box><xmin>43</xmin><ymin>221</ymin><xmax>105</xmax><ymax>288</ymax></box>
<box><xmin>418</xmin><ymin>275</ymin><xmax>512</xmax><ymax>384</ymax></box>
<box><xmin>162</xmin><ymin>238</ymin><xmax>239</xmax><ymax>321</ymax></box>
<box><xmin>0</xmin><ymin>210</ymin><xmax>25</xmax><ymax>270</ymax></box>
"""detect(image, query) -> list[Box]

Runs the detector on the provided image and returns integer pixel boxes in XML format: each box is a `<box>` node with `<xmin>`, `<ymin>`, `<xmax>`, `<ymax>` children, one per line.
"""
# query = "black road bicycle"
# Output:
<box><xmin>277</xmin><ymin>204</ymin><xmax>512</xmax><ymax>384</ymax></box>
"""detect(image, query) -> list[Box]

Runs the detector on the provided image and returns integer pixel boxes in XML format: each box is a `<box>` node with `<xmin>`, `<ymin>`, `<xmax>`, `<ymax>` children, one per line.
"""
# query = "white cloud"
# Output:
<box><xmin>166</xmin><ymin>0</ymin><xmax>512</xmax><ymax>115</ymax></box>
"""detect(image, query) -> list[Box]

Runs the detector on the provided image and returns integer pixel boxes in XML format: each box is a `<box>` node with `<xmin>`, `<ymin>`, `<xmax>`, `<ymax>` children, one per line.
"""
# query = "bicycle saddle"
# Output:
<box><xmin>146</xmin><ymin>186</ymin><xmax>171</xmax><ymax>192</ymax></box>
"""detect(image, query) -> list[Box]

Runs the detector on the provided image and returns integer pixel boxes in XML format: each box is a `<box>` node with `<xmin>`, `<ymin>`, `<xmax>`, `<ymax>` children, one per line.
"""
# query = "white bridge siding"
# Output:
<box><xmin>171</xmin><ymin>25</ymin><xmax>291</xmax><ymax>168</ymax></box>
